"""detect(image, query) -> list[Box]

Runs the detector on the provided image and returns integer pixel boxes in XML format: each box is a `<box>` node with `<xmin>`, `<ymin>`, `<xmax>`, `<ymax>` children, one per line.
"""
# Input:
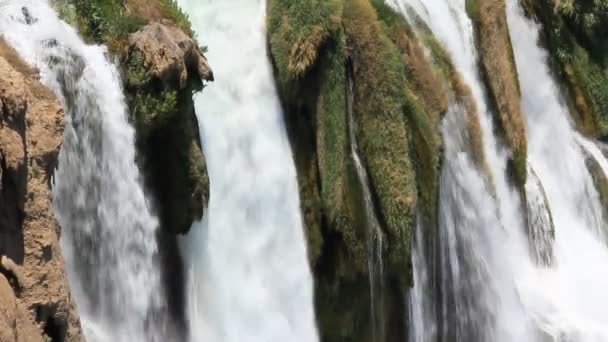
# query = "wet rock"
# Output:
<box><xmin>21</xmin><ymin>7</ymin><xmax>37</xmax><ymax>25</ymax></box>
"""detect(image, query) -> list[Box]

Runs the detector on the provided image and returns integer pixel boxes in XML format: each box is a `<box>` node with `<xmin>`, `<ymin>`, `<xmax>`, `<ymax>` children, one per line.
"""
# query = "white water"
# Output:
<box><xmin>390</xmin><ymin>0</ymin><xmax>608</xmax><ymax>340</ymax></box>
<box><xmin>176</xmin><ymin>1</ymin><xmax>318</xmax><ymax>341</ymax></box>
<box><xmin>0</xmin><ymin>2</ymin><xmax>163</xmax><ymax>341</ymax></box>
<box><xmin>507</xmin><ymin>0</ymin><xmax>608</xmax><ymax>340</ymax></box>
<box><xmin>391</xmin><ymin>0</ymin><xmax>535</xmax><ymax>340</ymax></box>
<box><xmin>524</xmin><ymin>165</ymin><xmax>554</xmax><ymax>265</ymax></box>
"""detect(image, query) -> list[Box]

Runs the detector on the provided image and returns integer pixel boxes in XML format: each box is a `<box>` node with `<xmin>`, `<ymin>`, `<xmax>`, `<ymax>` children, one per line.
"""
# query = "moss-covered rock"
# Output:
<box><xmin>344</xmin><ymin>0</ymin><xmax>417</xmax><ymax>282</ymax></box>
<box><xmin>269</xmin><ymin>1</ymin><xmax>446</xmax><ymax>340</ymax></box>
<box><xmin>467</xmin><ymin>0</ymin><xmax>527</xmax><ymax>188</ymax></box>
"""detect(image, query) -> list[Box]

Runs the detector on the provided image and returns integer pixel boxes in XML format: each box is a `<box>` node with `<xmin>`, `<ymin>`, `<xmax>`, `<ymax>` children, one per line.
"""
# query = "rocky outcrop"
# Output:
<box><xmin>127</xmin><ymin>21</ymin><xmax>213</xmax><ymax>89</ymax></box>
<box><xmin>124</xmin><ymin>21</ymin><xmax>212</xmax><ymax>235</ymax></box>
<box><xmin>0</xmin><ymin>40</ymin><xmax>83</xmax><ymax>341</ymax></box>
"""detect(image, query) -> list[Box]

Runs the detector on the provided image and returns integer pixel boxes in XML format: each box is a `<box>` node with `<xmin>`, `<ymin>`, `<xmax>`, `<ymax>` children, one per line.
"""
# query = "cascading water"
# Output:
<box><xmin>390</xmin><ymin>0</ymin><xmax>535</xmax><ymax>341</ymax></box>
<box><xmin>524</xmin><ymin>165</ymin><xmax>555</xmax><ymax>265</ymax></box>
<box><xmin>346</xmin><ymin>71</ymin><xmax>385</xmax><ymax>342</ymax></box>
<box><xmin>389</xmin><ymin>0</ymin><xmax>608</xmax><ymax>340</ymax></box>
<box><xmin>0</xmin><ymin>1</ymin><xmax>164</xmax><ymax>341</ymax></box>
<box><xmin>176</xmin><ymin>0</ymin><xmax>318</xmax><ymax>341</ymax></box>
<box><xmin>506</xmin><ymin>0</ymin><xmax>608</xmax><ymax>339</ymax></box>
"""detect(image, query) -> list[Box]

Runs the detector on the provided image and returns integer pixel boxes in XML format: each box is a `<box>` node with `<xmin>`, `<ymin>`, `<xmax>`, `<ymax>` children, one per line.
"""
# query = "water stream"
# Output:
<box><xmin>176</xmin><ymin>1</ymin><xmax>318</xmax><ymax>341</ymax></box>
<box><xmin>0</xmin><ymin>1</ymin><xmax>164</xmax><ymax>341</ymax></box>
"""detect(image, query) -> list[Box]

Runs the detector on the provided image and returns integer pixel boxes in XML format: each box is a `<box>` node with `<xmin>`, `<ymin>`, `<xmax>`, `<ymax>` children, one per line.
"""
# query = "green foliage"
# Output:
<box><xmin>316</xmin><ymin>40</ymin><xmax>348</xmax><ymax>218</ymax></box>
<box><xmin>62</xmin><ymin>0</ymin><xmax>193</xmax><ymax>50</ymax></box>
<box><xmin>125</xmin><ymin>52</ymin><xmax>152</xmax><ymax>88</ymax></box>
<box><xmin>569</xmin><ymin>46</ymin><xmax>608</xmax><ymax>134</ymax></box>
<box><xmin>532</xmin><ymin>0</ymin><xmax>608</xmax><ymax>137</ymax></box>
<box><xmin>131</xmin><ymin>90</ymin><xmax>177</xmax><ymax>132</ymax></box>
<box><xmin>70</xmin><ymin>0</ymin><xmax>146</xmax><ymax>45</ymax></box>
<box><xmin>556</xmin><ymin>0</ymin><xmax>608</xmax><ymax>36</ymax></box>
<box><xmin>158</xmin><ymin>0</ymin><xmax>193</xmax><ymax>36</ymax></box>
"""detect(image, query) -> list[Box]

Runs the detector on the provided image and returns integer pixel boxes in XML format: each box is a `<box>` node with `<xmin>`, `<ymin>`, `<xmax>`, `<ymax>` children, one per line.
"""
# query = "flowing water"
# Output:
<box><xmin>390</xmin><ymin>0</ymin><xmax>608</xmax><ymax>341</ymax></box>
<box><xmin>176</xmin><ymin>0</ymin><xmax>318</xmax><ymax>341</ymax></box>
<box><xmin>0</xmin><ymin>1</ymin><xmax>164</xmax><ymax>341</ymax></box>
<box><xmin>347</xmin><ymin>71</ymin><xmax>386</xmax><ymax>342</ymax></box>
<box><xmin>506</xmin><ymin>0</ymin><xmax>608</xmax><ymax>339</ymax></box>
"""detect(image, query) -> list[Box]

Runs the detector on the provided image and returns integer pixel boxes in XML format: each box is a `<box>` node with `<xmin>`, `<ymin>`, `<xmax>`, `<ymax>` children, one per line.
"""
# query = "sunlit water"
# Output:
<box><xmin>176</xmin><ymin>0</ymin><xmax>318</xmax><ymax>341</ymax></box>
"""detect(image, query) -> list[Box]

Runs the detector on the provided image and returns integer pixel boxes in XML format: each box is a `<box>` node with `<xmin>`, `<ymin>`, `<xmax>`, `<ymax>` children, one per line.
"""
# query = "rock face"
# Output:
<box><xmin>124</xmin><ymin>21</ymin><xmax>212</xmax><ymax>236</ymax></box>
<box><xmin>0</xmin><ymin>273</ymin><xmax>44</xmax><ymax>342</ymax></box>
<box><xmin>127</xmin><ymin>21</ymin><xmax>213</xmax><ymax>89</ymax></box>
<box><xmin>0</xmin><ymin>40</ymin><xmax>83</xmax><ymax>342</ymax></box>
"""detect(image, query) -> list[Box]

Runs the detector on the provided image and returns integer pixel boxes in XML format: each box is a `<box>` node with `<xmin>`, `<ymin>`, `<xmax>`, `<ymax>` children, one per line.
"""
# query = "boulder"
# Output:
<box><xmin>127</xmin><ymin>21</ymin><xmax>214</xmax><ymax>88</ymax></box>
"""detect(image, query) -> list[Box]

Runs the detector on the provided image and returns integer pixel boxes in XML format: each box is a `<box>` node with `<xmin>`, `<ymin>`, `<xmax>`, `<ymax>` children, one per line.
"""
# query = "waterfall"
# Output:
<box><xmin>0</xmin><ymin>1</ymin><xmax>164</xmax><ymax>341</ymax></box>
<box><xmin>524</xmin><ymin>165</ymin><xmax>555</xmax><ymax>265</ymax></box>
<box><xmin>389</xmin><ymin>0</ymin><xmax>534</xmax><ymax>341</ymax></box>
<box><xmin>346</xmin><ymin>70</ymin><xmax>385</xmax><ymax>342</ymax></box>
<box><xmin>506</xmin><ymin>0</ymin><xmax>608</xmax><ymax>339</ymax></box>
<box><xmin>388</xmin><ymin>0</ymin><xmax>608</xmax><ymax>340</ymax></box>
<box><xmin>176</xmin><ymin>0</ymin><xmax>318</xmax><ymax>341</ymax></box>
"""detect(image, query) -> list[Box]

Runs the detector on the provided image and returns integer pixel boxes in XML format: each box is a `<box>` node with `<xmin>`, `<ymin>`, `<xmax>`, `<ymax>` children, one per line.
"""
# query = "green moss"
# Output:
<box><xmin>267</xmin><ymin>0</ymin><xmax>343</xmax><ymax>85</ymax></box>
<box><xmin>372</xmin><ymin>1</ymin><xmax>443</xmax><ymax>237</ymax></box>
<box><xmin>268</xmin><ymin>1</ymin><xmax>451</xmax><ymax>340</ymax></box>
<box><xmin>344</xmin><ymin>0</ymin><xmax>416</xmax><ymax>283</ymax></box>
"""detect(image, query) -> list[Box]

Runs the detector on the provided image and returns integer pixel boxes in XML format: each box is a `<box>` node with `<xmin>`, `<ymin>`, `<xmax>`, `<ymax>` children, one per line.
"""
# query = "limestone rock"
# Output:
<box><xmin>0</xmin><ymin>39</ymin><xmax>83</xmax><ymax>342</ymax></box>
<box><xmin>0</xmin><ymin>274</ymin><xmax>44</xmax><ymax>342</ymax></box>
<box><xmin>1</xmin><ymin>256</ymin><xmax>24</xmax><ymax>289</ymax></box>
<box><xmin>127</xmin><ymin>21</ymin><xmax>214</xmax><ymax>88</ymax></box>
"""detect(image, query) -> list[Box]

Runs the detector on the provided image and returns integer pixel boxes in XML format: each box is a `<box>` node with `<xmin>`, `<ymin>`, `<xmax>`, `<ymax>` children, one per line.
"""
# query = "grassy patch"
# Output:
<box><xmin>267</xmin><ymin>0</ymin><xmax>343</xmax><ymax>84</ymax></box>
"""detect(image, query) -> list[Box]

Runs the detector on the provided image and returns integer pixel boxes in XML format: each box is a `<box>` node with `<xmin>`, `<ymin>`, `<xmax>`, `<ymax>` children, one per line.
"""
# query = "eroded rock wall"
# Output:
<box><xmin>0</xmin><ymin>39</ymin><xmax>83</xmax><ymax>342</ymax></box>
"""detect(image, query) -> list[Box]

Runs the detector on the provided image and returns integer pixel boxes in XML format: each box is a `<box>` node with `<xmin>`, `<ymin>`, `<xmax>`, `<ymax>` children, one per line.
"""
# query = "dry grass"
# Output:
<box><xmin>344</xmin><ymin>0</ymin><xmax>417</xmax><ymax>275</ymax></box>
<box><xmin>474</xmin><ymin>0</ymin><xmax>527</xmax><ymax>183</ymax></box>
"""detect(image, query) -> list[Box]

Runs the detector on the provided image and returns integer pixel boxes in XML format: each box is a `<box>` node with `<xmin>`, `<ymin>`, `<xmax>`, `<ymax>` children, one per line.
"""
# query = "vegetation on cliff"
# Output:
<box><xmin>55</xmin><ymin>0</ymin><xmax>210</xmax><ymax>234</ymax></box>
<box><xmin>268</xmin><ymin>1</ymin><xmax>448</xmax><ymax>340</ymax></box>
<box><xmin>525</xmin><ymin>0</ymin><xmax>608</xmax><ymax>138</ymax></box>
<box><xmin>467</xmin><ymin>0</ymin><xmax>527</xmax><ymax>187</ymax></box>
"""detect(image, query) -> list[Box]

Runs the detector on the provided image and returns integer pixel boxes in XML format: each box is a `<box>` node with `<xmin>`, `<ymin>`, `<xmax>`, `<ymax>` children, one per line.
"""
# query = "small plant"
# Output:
<box><xmin>31</xmin><ymin>161</ymin><xmax>41</xmax><ymax>179</ymax></box>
